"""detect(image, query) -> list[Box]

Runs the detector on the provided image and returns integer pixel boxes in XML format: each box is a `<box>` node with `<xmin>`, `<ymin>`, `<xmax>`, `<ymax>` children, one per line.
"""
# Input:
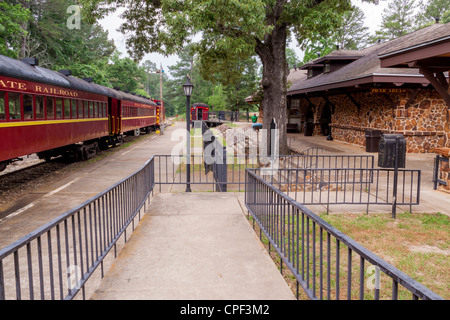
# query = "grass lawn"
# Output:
<box><xmin>249</xmin><ymin>211</ymin><xmax>449</xmax><ymax>300</ymax></box>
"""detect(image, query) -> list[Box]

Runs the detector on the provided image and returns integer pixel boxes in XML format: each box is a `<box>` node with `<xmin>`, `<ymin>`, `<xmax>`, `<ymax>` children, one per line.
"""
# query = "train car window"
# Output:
<box><xmin>0</xmin><ymin>92</ymin><xmax>5</xmax><ymax>120</ymax></box>
<box><xmin>71</xmin><ymin>100</ymin><xmax>77</xmax><ymax>118</ymax></box>
<box><xmin>78</xmin><ymin>101</ymin><xmax>84</xmax><ymax>118</ymax></box>
<box><xmin>35</xmin><ymin>95</ymin><xmax>44</xmax><ymax>119</ymax></box>
<box><xmin>102</xmin><ymin>103</ymin><xmax>106</xmax><ymax>118</ymax></box>
<box><xmin>46</xmin><ymin>97</ymin><xmax>54</xmax><ymax>119</ymax></box>
<box><xmin>23</xmin><ymin>94</ymin><xmax>34</xmax><ymax>120</ymax></box>
<box><xmin>94</xmin><ymin>102</ymin><xmax>98</xmax><ymax>118</ymax></box>
<box><xmin>8</xmin><ymin>92</ymin><xmax>21</xmax><ymax>120</ymax></box>
<box><xmin>64</xmin><ymin>99</ymin><xmax>70</xmax><ymax>119</ymax></box>
<box><xmin>55</xmin><ymin>98</ymin><xmax>63</xmax><ymax>119</ymax></box>
<box><xmin>89</xmin><ymin>101</ymin><xmax>93</xmax><ymax>118</ymax></box>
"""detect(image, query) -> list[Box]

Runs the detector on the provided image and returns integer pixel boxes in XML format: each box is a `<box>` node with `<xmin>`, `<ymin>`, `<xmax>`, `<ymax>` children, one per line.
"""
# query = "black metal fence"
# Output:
<box><xmin>0</xmin><ymin>157</ymin><xmax>155</xmax><ymax>300</ymax></box>
<box><xmin>259</xmin><ymin>167</ymin><xmax>421</xmax><ymax>214</ymax></box>
<box><xmin>245</xmin><ymin>169</ymin><xmax>443</xmax><ymax>300</ymax></box>
<box><xmin>153</xmin><ymin>154</ymin><xmax>375</xmax><ymax>192</ymax></box>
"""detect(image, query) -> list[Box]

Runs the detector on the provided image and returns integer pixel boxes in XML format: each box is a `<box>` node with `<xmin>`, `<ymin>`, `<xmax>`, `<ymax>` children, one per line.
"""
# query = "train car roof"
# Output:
<box><xmin>0</xmin><ymin>54</ymin><xmax>70</xmax><ymax>88</ymax></box>
<box><xmin>0</xmin><ymin>54</ymin><xmax>111</xmax><ymax>96</ymax></box>
<box><xmin>104</xmin><ymin>87</ymin><xmax>157</xmax><ymax>106</ymax></box>
<box><xmin>0</xmin><ymin>54</ymin><xmax>156</xmax><ymax>106</ymax></box>
<box><xmin>192</xmin><ymin>103</ymin><xmax>209</xmax><ymax>108</ymax></box>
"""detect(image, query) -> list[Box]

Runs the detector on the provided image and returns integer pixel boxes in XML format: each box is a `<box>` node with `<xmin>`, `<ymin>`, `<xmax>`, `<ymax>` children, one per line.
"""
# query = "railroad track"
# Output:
<box><xmin>0</xmin><ymin>134</ymin><xmax>150</xmax><ymax>209</ymax></box>
<box><xmin>0</xmin><ymin>159</ymin><xmax>73</xmax><ymax>206</ymax></box>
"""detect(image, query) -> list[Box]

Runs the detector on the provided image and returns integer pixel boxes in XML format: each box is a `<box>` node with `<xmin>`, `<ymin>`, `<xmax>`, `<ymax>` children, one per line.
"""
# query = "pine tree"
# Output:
<box><xmin>369</xmin><ymin>0</ymin><xmax>418</xmax><ymax>43</ymax></box>
<box><xmin>416</xmin><ymin>0</ymin><xmax>450</xmax><ymax>27</ymax></box>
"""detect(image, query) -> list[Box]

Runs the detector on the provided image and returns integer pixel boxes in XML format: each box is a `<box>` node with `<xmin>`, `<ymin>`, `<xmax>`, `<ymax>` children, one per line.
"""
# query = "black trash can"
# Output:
<box><xmin>365</xmin><ymin>129</ymin><xmax>382</xmax><ymax>152</ymax></box>
<box><xmin>378</xmin><ymin>134</ymin><xmax>406</xmax><ymax>168</ymax></box>
<box><xmin>304</xmin><ymin>122</ymin><xmax>314</xmax><ymax>136</ymax></box>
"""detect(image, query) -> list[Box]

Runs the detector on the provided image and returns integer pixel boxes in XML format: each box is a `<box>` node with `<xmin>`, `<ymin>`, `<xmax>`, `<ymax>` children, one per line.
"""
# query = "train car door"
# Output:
<box><xmin>203</xmin><ymin>107</ymin><xmax>209</xmax><ymax>121</ymax></box>
<box><xmin>197</xmin><ymin>108</ymin><xmax>203</xmax><ymax>120</ymax></box>
<box><xmin>109</xmin><ymin>98</ymin><xmax>121</xmax><ymax>135</ymax></box>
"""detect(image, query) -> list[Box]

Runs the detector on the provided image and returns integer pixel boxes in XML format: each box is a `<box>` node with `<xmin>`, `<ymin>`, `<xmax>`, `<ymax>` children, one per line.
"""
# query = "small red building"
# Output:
<box><xmin>191</xmin><ymin>103</ymin><xmax>209</xmax><ymax>121</ymax></box>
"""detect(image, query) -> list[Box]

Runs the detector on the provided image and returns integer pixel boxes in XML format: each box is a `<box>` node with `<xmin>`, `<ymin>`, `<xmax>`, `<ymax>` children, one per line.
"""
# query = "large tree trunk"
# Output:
<box><xmin>255</xmin><ymin>23</ymin><xmax>289</xmax><ymax>156</ymax></box>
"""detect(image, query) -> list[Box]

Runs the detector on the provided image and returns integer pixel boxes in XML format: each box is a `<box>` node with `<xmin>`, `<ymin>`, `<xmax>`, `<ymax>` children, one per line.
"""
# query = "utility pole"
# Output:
<box><xmin>159</xmin><ymin>63</ymin><xmax>164</xmax><ymax>135</ymax></box>
<box><xmin>148</xmin><ymin>64</ymin><xmax>165</xmax><ymax>135</ymax></box>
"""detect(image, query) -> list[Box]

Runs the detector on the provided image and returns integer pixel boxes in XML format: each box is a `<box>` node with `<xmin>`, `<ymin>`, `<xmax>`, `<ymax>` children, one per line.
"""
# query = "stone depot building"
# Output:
<box><xmin>286</xmin><ymin>22</ymin><xmax>450</xmax><ymax>154</ymax></box>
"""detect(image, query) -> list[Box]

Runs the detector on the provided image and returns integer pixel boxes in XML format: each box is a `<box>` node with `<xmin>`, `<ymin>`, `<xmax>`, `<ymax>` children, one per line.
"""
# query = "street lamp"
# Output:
<box><xmin>183</xmin><ymin>76</ymin><xmax>194</xmax><ymax>192</ymax></box>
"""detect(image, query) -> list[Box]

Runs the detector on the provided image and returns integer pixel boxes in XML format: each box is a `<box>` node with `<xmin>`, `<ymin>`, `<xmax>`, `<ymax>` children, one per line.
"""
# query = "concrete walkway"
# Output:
<box><xmin>90</xmin><ymin>192</ymin><xmax>295</xmax><ymax>300</ymax></box>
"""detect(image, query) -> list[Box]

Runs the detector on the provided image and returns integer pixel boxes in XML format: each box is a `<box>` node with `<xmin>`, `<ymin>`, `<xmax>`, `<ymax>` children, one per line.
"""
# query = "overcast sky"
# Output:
<box><xmin>99</xmin><ymin>0</ymin><xmax>390</xmax><ymax>75</ymax></box>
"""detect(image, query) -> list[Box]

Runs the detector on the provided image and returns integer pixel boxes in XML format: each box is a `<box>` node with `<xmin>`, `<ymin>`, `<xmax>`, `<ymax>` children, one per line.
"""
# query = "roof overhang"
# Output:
<box><xmin>287</xmin><ymin>73</ymin><xmax>429</xmax><ymax>96</ymax></box>
<box><xmin>314</xmin><ymin>56</ymin><xmax>362</xmax><ymax>64</ymax></box>
<box><xmin>379</xmin><ymin>35</ymin><xmax>450</xmax><ymax>70</ymax></box>
<box><xmin>379</xmin><ymin>35</ymin><xmax>450</xmax><ymax>108</ymax></box>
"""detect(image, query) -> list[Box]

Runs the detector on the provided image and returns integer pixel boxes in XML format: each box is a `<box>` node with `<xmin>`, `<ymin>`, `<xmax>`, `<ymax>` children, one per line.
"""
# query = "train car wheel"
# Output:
<box><xmin>134</xmin><ymin>129</ymin><xmax>140</xmax><ymax>136</ymax></box>
<box><xmin>98</xmin><ymin>138</ymin><xmax>109</xmax><ymax>151</ymax></box>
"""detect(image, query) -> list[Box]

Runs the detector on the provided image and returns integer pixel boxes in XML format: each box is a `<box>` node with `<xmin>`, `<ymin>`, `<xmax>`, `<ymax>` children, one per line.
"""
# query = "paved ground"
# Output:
<box><xmin>90</xmin><ymin>192</ymin><xmax>295</xmax><ymax>300</ymax></box>
<box><xmin>1</xmin><ymin>121</ymin><xmax>448</xmax><ymax>301</ymax></box>
<box><xmin>0</xmin><ymin>121</ymin><xmax>295</xmax><ymax>300</ymax></box>
<box><xmin>0</xmin><ymin>123</ymin><xmax>182</xmax><ymax>248</ymax></box>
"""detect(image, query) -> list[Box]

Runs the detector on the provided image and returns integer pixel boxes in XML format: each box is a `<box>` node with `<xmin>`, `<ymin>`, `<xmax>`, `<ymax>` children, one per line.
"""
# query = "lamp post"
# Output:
<box><xmin>183</xmin><ymin>76</ymin><xmax>194</xmax><ymax>192</ymax></box>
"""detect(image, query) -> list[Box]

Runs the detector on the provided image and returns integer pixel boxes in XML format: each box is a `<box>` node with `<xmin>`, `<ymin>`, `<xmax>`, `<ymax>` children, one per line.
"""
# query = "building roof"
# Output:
<box><xmin>379</xmin><ymin>22</ymin><xmax>450</xmax><ymax>69</ymax></box>
<box><xmin>379</xmin><ymin>22</ymin><xmax>450</xmax><ymax>58</ymax></box>
<box><xmin>287</xmin><ymin>23</ymin><xmax>449</xmax><ymax>96</ymax></box>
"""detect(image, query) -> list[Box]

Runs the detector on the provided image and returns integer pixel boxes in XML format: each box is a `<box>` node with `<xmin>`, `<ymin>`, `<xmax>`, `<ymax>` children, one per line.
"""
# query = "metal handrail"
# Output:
<box><xmin>245</xmin><ymin>168</ymin><xmax>443</xmax><ymax>300</ymax></box>
<box><xmin>0</xmin><ymin>157</ymin><xmax>155</xmax><ymax>300</ymax></box>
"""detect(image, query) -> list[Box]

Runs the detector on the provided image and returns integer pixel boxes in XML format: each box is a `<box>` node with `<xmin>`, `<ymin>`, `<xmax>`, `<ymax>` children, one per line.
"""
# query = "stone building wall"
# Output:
<box><xmin>299</xmin><ymin>88</ymin><xmax>449</xmax><ymax>153</ymax></box>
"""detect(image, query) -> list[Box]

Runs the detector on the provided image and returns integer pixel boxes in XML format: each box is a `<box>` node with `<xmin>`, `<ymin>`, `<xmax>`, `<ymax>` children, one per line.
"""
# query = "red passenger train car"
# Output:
<box><xmin>0</xmin><ymin>55</ymin><xmax>160</xmax><ymax>172</ymax></box>
<box><xmin>190</xmin><ymin>103</ymin><xmax>209</xmax><ymax>121</ymax></box>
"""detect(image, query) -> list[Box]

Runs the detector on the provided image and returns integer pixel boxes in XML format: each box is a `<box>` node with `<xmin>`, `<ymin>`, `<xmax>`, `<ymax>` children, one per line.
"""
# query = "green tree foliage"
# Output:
<box><xmin>286</xmin><ymin>48</ymin><xmax>302</xmax><ymax>69</ymax></box>
<box><xmin>0</xmin><ymin>0</ymin><xmax>162</xmax><ymax>98</ymax></box>
<box><xmin>416</xmin><ymin>0</ymin><xmax>450</xmax><ymax>26</ymax></box>
<box><xmin>106</xmin><ymin>51</ymin><xmax>146</xmax><ymax>92</ymax></box>
<box><xmin>0</xmin><ymin>1</ymin><xmax>30</xmax><ymax>58</ymax></box>
<box><xmin>163</xmin><ymin>44</ymin><xmax>259</xmax><ymax>117</ymax></box>
<box><xmin>334</xmin><ymin>6</ymin><xmax>370</xmax><ymax>50</ymax></box>
<box><xmin>301</xmin><ymin>5</ymin><xmax>369</xmax><ymax>63</ymax></box>
<box><xmin>444</xmin><ymin>10</ymin><xmax>450</xmax><ymax>23</ymax></box>
<box><xmin>30</xmin><ymin>0</ymin><xmax>116</xmax><ymax>69</ymax></box>
<box><xmin>82</xmin><ymin>0</ymin><xmax>376</xmax><ymax>153</ymax></box>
